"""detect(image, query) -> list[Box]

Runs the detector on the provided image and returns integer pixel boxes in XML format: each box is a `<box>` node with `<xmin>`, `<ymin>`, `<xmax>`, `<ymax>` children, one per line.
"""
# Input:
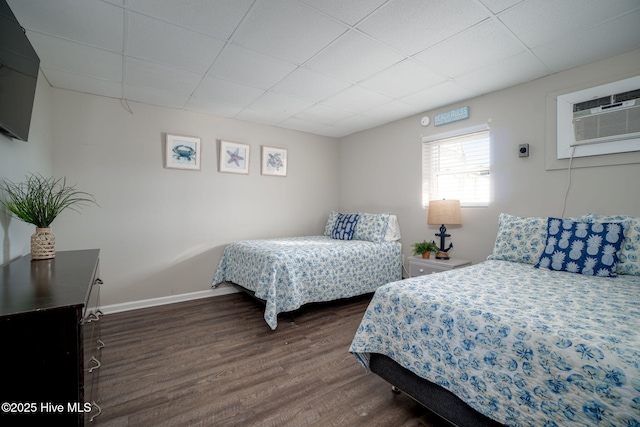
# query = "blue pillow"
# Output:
<box><xmin>331</xmin><ymin>213</ymin><xmax>359</xmax><ymax>240</ymax></box>
<box><xmin>535</xmin><ymin>217</ymin><xmax>626</xmax><ymax>277</ymax></box>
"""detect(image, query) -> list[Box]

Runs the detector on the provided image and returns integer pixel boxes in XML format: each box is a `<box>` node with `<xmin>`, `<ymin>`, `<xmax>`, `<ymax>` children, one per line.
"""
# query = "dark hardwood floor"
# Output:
<box><xmin>93</xmin><ymin>292</ymin><xmax>448</xmax><ymax>426</ymax></box>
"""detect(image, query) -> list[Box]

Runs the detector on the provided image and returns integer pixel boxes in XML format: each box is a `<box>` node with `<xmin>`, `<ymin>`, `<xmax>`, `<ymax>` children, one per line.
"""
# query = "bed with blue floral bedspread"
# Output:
<box><xmin>350</xmin><ymin>213</ymin><xmax>640</xmax><ymax>426</ymax></box>
<box><xmin>213</xmin><ymin>235</ymin><xmax>401</xmax><ymax>329</ymax></box>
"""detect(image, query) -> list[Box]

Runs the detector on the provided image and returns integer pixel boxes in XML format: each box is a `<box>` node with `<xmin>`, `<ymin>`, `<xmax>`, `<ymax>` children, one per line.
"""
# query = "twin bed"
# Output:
<box><xmin>212</xmin><ymin>211</ymin><xmax>402</xmax><ymax>330</ymax></box>
<box><xmin>213</xmin><ymin>211</ymin><xmax>640</xmax><ymax>425</ymax></box>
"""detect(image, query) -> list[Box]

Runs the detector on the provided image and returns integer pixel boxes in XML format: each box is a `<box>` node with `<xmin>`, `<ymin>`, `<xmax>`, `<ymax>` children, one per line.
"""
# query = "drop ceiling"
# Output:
<box><xmin>7</xmin><ymin>0</ymin><xmax>640</xmax><ymax>138</ymax></box>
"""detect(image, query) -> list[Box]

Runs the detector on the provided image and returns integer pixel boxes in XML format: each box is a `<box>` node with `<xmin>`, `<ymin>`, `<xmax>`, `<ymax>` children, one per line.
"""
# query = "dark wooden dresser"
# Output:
<box><xmin>0</xmin><ymin>249</ymin><xmax>103</xmax><ymax>426</ymax></box>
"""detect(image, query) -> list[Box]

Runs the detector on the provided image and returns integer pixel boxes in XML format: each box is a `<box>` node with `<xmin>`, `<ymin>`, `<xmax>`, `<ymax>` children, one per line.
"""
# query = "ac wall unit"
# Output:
<box><xmin>572</xmin><ymin>88</ymin><xmax>640</xmax><ymax>146</ymax></box>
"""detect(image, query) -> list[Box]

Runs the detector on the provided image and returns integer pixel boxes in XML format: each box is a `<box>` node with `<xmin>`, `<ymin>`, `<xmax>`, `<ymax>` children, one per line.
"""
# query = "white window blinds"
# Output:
<box><xmin>422</xmin><ymin>128</ymin><xmax>490</xmax><ymax>207</ymax></box>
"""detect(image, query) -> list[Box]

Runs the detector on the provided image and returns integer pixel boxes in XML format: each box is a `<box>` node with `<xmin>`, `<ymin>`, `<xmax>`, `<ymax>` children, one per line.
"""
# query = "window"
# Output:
<box><xmin>422</xmin><ymin>127</ymin><xmax>490</xmax><ymax>207</ymax></box>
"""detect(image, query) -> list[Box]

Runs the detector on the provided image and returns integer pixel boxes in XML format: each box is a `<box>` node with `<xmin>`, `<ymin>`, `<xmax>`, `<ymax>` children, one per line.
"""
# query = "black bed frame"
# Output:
<box><xmin>369</xmin><ymin>353</ymin><xmax>504</xmax><ymax>427</ymax></box>
<box><xmin>231</xmin><ymin>282</ymin><xmax>300</xmax><ymax>322</ymax></box>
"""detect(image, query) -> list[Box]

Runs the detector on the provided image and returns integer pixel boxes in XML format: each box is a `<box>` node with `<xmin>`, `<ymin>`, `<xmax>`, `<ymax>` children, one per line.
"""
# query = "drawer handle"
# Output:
<box><xmin>419</xmin><ymin>268</ymin><xmax>424</xmax><ymax>273</ymax></box>
<box><xmin>97</xmin><ymin>339</ymin><xmax>105</xmax><ymax>350</ymax></box>
<box><xmin>87</xmin><ymin>356</ymin><xmax>101</xmax><ymax>373</ymax></box>
<box><xmin>86</xmin><ymin>310</ymin><xmax>103</xmax><ymax>323</ymax></box>
<box><xmin>89</xmin><ymin>402</ymin><xmax>102</xmax><ymax>422</ymax></box>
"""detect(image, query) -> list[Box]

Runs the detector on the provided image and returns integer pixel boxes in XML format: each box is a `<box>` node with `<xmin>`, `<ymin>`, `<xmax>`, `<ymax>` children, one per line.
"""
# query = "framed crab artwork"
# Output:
<box><xmin>219</xmin><ymin>140</ymin><xmax>250</xmax><ymax>174</ymax></box>
<box><xmin>261</xmin><ymin>146</ymin><xmax>287</xmax><ymax>177</ymax></box>
<box><xmin>165</xmin><ymin>134</ymin><xmax>201</xmax><ymax>170</ymax></box>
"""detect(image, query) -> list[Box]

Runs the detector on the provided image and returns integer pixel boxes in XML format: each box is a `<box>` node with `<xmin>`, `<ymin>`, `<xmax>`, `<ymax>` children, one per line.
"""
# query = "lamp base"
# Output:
<box><xmin>435</xmin><ymin>251</ymin><xmax>449</xmax><ymax>260</ymax></box>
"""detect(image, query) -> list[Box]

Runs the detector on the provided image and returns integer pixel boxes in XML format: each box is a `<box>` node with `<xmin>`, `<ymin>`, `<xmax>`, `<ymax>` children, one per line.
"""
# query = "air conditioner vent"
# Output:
<box><xmin>573</xmin><ymin>96</ymin><xmax>613</xmax><ymax>112</ymax></box>
<box><xmin>557</xmin><ymin>75</ymin><xmax>640</xmax><ymax>159</ymax></box>
<box><xmin>615</xmin><ymin>88</ymin><xmax>640</xmax><ymax>103</ymax></box>
<box><xmin>573</xmin><ymin>88</ymin><xmax>640</xmax><ymax>112</ymax></box>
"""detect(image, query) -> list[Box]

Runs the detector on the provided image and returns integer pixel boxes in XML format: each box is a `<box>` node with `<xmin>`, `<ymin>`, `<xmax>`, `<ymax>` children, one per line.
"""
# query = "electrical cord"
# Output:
<box><xmin>561</xmin><ymin>145</ymin><xmax>576</xmax><ymax>218</ymax></box>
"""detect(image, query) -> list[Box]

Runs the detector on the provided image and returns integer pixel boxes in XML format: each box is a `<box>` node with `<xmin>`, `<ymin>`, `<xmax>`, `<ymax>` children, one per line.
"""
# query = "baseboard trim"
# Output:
<box><xmin>100</xmin><ymin>285</ymin><xmax>239</xmax><ymax>315</ymax></box>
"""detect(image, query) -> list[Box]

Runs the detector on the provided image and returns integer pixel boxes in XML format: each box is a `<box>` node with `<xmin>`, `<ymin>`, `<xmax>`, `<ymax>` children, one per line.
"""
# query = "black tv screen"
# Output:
<box><xmin>0</xmin><ymin>0</ymin><xmax>40</xmax><ymax>142</ymax></box>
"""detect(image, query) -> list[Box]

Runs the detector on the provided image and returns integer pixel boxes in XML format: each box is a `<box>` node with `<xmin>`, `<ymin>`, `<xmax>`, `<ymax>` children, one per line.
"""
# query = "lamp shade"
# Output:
<box><xmin>427</xmin><ymin>199</ymin><xmax>462</xmax><ymax>225</ymax></box>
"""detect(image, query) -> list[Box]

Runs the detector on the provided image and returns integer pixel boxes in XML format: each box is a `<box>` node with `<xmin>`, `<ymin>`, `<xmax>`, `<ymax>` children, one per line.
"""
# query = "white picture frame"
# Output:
<box><xmin>261</xmin><ymin>146</ymin><xmax>287</xmax><ymax>177</ymax></box>
<box><xmin>165</xmin><ymin>134</ymin><xmax>201</xmax><ymax>170</ymax></box>
<box><xmin>219</xmin><ymin>140</ymin><xmax>250</xmax><ymax>174</ymax></box>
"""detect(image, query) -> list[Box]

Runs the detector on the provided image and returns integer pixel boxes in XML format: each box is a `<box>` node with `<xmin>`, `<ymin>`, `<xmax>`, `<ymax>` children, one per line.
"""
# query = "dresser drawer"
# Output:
<box><xmin>409</xmin><ymin>263</ymin><xmax>450</xmax><ymax>276</ymax></box>
<box><xmin>407</xmin><ymin>256</ymin><xmax>471</xmax><ymax>278</ymax></box>
<box><xmin>82</xmin><ymin>266</ymin><xmax>103</xmax><ymax>423</ymax></box>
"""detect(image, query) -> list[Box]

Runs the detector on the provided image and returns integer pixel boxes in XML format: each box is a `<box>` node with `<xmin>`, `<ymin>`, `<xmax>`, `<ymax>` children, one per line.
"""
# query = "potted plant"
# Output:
<box><xmin>0</xmin><ymin>174</ymin><xmax>97</xmax><ymax>260</ymax></box>
<box><xmin>412</xmin><ymin>240</ymin><xmax>439</xmax><ymax>259</ymax></box>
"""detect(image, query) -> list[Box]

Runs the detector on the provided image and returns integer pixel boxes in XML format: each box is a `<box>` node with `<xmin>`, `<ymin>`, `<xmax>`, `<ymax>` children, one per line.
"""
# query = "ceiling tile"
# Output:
<box><xmin>305</xmin><ymin>31</ymin><xmax>405</xmax><ymax>83</ymax></box>
<box><xmin>357</xmin><ymin>0</ymin><xmax>489</xmax><ymax>55</ymax></box>
<box><xmin>193</xmin><ymin>77</ymin><xmax>265</xmax><ymax>107</ymax></box>
<box><xmin>7</xmin><ymin>0</ymin><xmax>640</xmax><ymax>139</ymax></box>
<box><xmin>454</xmin><ymin>52</ymin><xmax>549</xmax><ymax>96</ymax></box>
<box><xmin>499</xmin><ymin>0</ymin><xmax>640</xmax><ymax>48</ymax></box>
<box><xmin>294</xmin><ymin>104</ymin><xmax>355</xmax><ymax>125</ymax></box>
<box><xmin>127</xmin><ymin>12</ymin><xmax>225</xmax><ymax>74</ymax></box>
<box><xmin>271</xmin><ymin>68</ymin><xmax>352</xmax><ymax>102</ymax></box>
<box><xmin>533</xmin><ymin>10</ymin><xmax>640</xmax><ymax>72</ymax></box>
<box><xmin>279</xmin><ymin>117</ymin><xmax>331</xmax><ymax>135</ymax></box>
<box><xmin>321</xmin><ymin>85</ymin><xmax>393</xmax><ymax>113</ymax></box>
<box><xmin>249</xmin><ymin>92</ymin><xmax>315</xmax><ymax>116</ymax></box>
<box><xmin>128</xmin><ymin>0</ymin><xmax>254</xmax><ymax>40</ymax></box>
<box><xmin>401</xmin><ymin>80</ymin><xmax>478</xmax><ymax>111</ymax></box>
<box><xmin>184</xmin><ymin>98</ymin><xmax>244</xmax><ymax>118</ymax></box>
<box><xmin>232</xmin><ymin>0</ymin><xmax>348</xmax><ymax>64</ymax></box>
<box><xmin>300</xmin><ymin>0</ymin><xmax>387</xmax><ymax>25</ymax></box>
<box><xmin>125</xmin><ymin>58</ymin><xmax>202</xmax><ymax>95</ymax></box>
<box><xmin>42</xmin><ymin>68</ymin><xmax>123</xmax><ymax>99</ymax></box>
<box><xmin>124</xmin><ymin>85</ymin><xmax>190</xmax><ymax>109</ymax></box>
<box><xmin>235</xmin><ymin>109</ymin><xmax>289</xmax><ymax>126</ymax></box>
<box><xmin>478</xmin><ymin>0</ymin><xmax>523</xmax><ymax>14</ymax></box>
<box><xmin>360</xmin><ymin>100</ymin><xmax>423</xmax><ymax>123</ymax></box>
<box><xmin>7</xmin><ymin>0</ymin><xmax>124</xmax><ymax>52</ymax></box>
<box><xmin>332</xmin><ymin>114</ymin><xmax>384</xmax><ymax>135</ymax></box>
<box><xmin>312</xmin><ymin>125</ymin><xmax>347</xmax><ymax>138</ymax></box>
<box><xmin>414</xmin><ymin>19</ymin><xmax>525</xmax><ymax>78</ymax></box>
<box><xmin>27</xmin><ymin>32</ymin><xmax>123</xmax><ymax>81</ymax></box>
<box><xmin>209</xmin><ymin>44</ymin><xmax>297</xmax><ymax>89</ymax></box>
<box><xmin>359</xmin><ymin>59</ymin><xmax>446</xmax><ymax>98</ymax></box>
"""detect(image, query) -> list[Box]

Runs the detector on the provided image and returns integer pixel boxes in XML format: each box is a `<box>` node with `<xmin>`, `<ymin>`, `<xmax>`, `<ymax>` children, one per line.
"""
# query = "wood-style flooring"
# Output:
<box><xmin>92</xmin><ymin>292</ymin><xmax>448</xmax><ymax>427</ymax></box>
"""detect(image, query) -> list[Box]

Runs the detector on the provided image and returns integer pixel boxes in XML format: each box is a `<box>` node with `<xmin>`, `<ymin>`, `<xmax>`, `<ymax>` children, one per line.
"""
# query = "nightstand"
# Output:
<box><xmin>408</xmin><ymin>256</ymin><xmax>471</xmax><ymax>277</ymax></box>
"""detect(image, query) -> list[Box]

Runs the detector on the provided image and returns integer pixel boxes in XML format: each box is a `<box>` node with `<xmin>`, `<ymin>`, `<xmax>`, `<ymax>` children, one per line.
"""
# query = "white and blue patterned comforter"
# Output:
<box><xmin>213</xmin><ymin>235</ymin><xmax>401</xmax><ymax>329</ymax></box>
<box><xmin>350</xmin><ymin>260</ymin><xmax>640</xmax><ymax>426</ymax></box>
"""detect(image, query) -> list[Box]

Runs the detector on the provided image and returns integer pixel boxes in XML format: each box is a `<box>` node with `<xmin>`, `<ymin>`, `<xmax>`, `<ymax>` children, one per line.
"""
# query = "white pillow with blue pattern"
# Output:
<box><xmin>487</xmin><ymin>213</ymin><xmax>548</xmax><ymax>264</ymax></box>
<box><xmin>353</xmin><ymin>212</ymin><xmax>390</xmax><ymax>243</ymax></box>
<box><xmin>583</xmin><ymin>213</ymin><xmax>639</xmax><ymax>276</ymax></box>
<box><xmin>534</xmin><ymin>217</ymin><xmax>627</xmax><ymax>277</ymax></box>
<box><xmin>331</xmin><ymin>213</ymin><xmax>359</xmax><ymax>240</ymax></box>
<box><xmin>324</xmin><ymin>211</ymin><xmax>340</xmax><ymax>236</ymax></box>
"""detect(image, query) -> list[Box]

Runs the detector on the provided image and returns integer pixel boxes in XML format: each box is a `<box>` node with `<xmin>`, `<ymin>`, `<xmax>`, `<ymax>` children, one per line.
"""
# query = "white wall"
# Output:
<box><xmin>339</xmin><ymin>49</ymin><xmax>640</xmax><ymax>266</ymax></box>
<box><xmin>0</xmin><ymin>70</ymin><xmax>53</xmax><ymax>265</ymax></box>
<box><xmin>3</xmin><ymin>49</ymin><xmax>639</xmax><ymax>308</ymax></box>
<box><xmin>50</xmin><ymin>90</ymin><xmax>340</xmax><ymax>306</ymax></box>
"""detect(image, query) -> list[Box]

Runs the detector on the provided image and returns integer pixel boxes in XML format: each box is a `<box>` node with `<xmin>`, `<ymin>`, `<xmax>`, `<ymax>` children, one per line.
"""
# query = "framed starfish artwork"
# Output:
<box><xmin>261</xmin><ymin>146</ymin><xmax>287</xmax><ymax>177</ymax></box>
<box><xmin>219</xmin><ymin>140</ymin><xmax>250</xmax><ymax>174</ymax></box>
<box><xmin>165</xmin><ymin>134</ymin><xmax>201</xmax><ymax>170</ymax></box>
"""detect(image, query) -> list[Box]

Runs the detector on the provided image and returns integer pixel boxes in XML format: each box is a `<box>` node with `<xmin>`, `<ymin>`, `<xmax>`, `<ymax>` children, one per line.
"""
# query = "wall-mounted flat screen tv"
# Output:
<box><xmin>0</xmin><ymin>0</ymin><xmax>40</xmax><ymax>142</ymax></box>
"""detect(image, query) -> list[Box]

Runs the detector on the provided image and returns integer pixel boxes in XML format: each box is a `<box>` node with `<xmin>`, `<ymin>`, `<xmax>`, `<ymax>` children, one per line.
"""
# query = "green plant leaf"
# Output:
<box><xmin>0</xmin><ymin>174</ymin><xmax>97</xmax><ymax>228</ymax></box>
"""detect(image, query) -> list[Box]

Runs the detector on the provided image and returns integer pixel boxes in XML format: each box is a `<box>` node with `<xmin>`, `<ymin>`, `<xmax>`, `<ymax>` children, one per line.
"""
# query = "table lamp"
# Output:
<box><xmin>427</xmin><ymin>199</ymin><xmax>462</xmax><ymax>259</ymax></box>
